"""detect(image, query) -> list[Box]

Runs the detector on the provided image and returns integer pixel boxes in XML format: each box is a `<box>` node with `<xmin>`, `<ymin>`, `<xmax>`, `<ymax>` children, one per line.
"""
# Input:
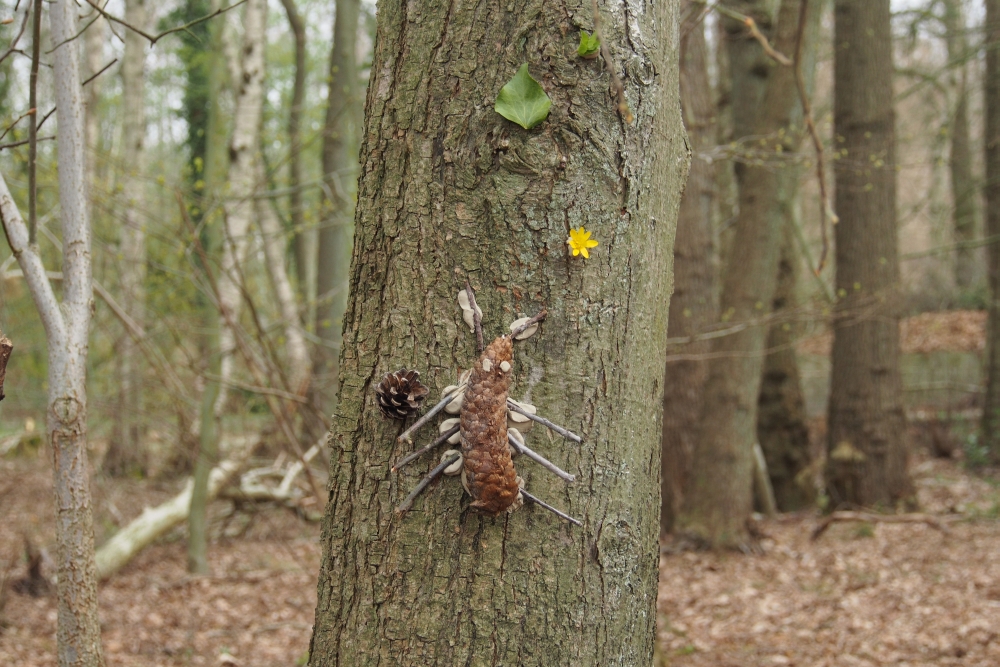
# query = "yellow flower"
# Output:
<box><xmin>566</xmin><ymin>226</ymin><xmax>599</xmax><ymax>259</ymax></box>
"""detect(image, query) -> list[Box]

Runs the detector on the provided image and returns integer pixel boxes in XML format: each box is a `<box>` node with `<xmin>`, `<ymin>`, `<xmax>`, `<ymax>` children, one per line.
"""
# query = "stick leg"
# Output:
<box><xmin>393</xmin><ymin>425</ymin><xmax>460</xmax><ymax>471</ymax></box>
<box><xmin>506</xmin><ymin>400</ymin><xmax>583</xmax><ymax>443</ymax></box>
<box><xmin>397</xmin><ymin>386</ymin><xmax>463</xmax><ymax>444</ymax></box>
<box><xmin>508</xmin><ymin>432</ymin><xmax>575</xmax><ymax>482</ymax></box>
<box><xmin>520</xmin><ymin>489</ymin><xmax>582</xmax><ymax>526</ymax></box>
<box><xmin>396</xmin><ymin>453</ymin><xmax>461</xmax><ymax>515</ymax></box>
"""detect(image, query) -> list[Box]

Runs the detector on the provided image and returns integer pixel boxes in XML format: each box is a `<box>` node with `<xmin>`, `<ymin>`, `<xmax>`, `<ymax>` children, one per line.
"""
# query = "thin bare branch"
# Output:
<box><xmin>510</xmin><ymin>309</ymin><xmax>547</xmax><ymax>340</ymax></box>
<box><xmin>0</xmin><ymin>6</ymin><xmax>30</xmax><ymax>66</ymax></box>
<box><xmin>397</xmin><ymin>386</ymin><xmax>463</xmax><ymax>444</ymax></box>
<box><xmin>396</xmin><ymin>453</ymin><xmax>460</xmax><ymax>515</ymax></box>
<box><xmin>392</xmin><ymin>425</ymin><xmax>460</xmax><ymax>472</ymax></box>
<box><xmin>81</xmin><ymin>57</ymin><xmax>116</xmax><ymax>87</ymax></box>
<box><xmin>81</xmin><ymin>0</ymin><xmax>248</xmax><ymax>46</ymax></box>
<box><xmin>506</xmin><ymin>399</ymin><xmax>583</xmax><ymax>443</ymax></box>
<box><xmin>507</xmin><ymin>432</ymin><xmax>575</xmax><ymax>482</ymax></box>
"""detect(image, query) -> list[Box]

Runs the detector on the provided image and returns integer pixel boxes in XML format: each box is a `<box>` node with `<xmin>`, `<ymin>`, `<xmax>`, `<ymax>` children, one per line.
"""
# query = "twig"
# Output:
<box><xmin>392</xmin><ymin>425</ymin><xmax>459</xmax><ymax>472</ymax></box>
<box><xmin>792</xmin><ymin>0</ymin><xmax>833</xmax><ymax>274</ymax></box>
<box><xmin>27</xmin><ymin>0</ymin><xmax>40</xmax><ymax>246</ymax></box>
<box><xmin>0</xmin><ymin>135</ymin><xmax>52</xmax><ymax>151</ymax></box>
<box><xmin>510</xmin><ymin>309</ymin><xmax>547</xmax><ymax>339</ymax></box>
<box><xmin>81</xmin><ymin>0</ymin><xmax>248</xmax><ymax>46</ymax></box>
<box><xmin>506</xmin><ymin>399</ymin><xmax>583</xmax><ymax>443</ymax></box>
<box><xmin>465</xmin><ymin>280</ymin><xmax>484</xmax><ymax>353</ymax></box>
<box><xmin>0</xmin><ymin>108</ymin><xmax>35</xmax><ymax>144</ymax></box>
<box><xmin>811</xmin><ymin>511</ymin><xmax>952</xmax><ymax>541</ymax></box>
<box><xmin>396</xmin><ymin>453</ymin><xmax>460</xmax><ymax>514</ymax></box>
<box><xmin>520</xmin><ymin>489</ymin><xmax>582</xmax><ymax>526</ymax></box>
<box><xmin>81</xmin><ymin>57</ymin><xmax>117</xmax><ymax>87</ymax></box>
<box><xmin>706</xmin><ymin>1</ymin><xmax>793</xmax><ymax>66</ymax></box>
<box><xmin>34</xmin><ymin>107</ymin><xmax>54</xmax><ymax>132</ymax></box>
<box><xmin>0</xmin><ymin>5</ymin><xmax>30</xmax><ymax>66</ymax></box>
<box><xmin>508</xmin><ymin>432</ymin><xmax>575</xmax><ymax>482</ymax></box>
<box><xmin>591</xmin><ymin>0</ymin><xmax>632</xmax><ymax>123</ymax></box>
<box><xmin>397</xmin><ymin>385</ymin><xmax>463</xmax><ymax>444</ymax></box>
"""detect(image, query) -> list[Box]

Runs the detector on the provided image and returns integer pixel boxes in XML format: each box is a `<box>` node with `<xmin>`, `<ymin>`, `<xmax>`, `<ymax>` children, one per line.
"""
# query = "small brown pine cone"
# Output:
<box><xmin>374</xmin><ymin>368</ymin><xmax>430</xmax><ymax>419</ymax></box>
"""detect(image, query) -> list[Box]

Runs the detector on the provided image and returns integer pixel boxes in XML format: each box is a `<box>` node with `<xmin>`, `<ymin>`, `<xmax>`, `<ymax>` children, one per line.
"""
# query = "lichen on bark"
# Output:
<box><xmin>308</xmin><ymin>0</ymin><xmax>687</xmax><ymax>664</ymax></box>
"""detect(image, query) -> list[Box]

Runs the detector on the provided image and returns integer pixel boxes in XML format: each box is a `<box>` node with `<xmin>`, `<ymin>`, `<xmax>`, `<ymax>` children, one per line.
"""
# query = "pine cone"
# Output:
<box><xmin>374</xmin><ymin>368</ymin><xmax>429</xmax><ymax>419</ymax></box>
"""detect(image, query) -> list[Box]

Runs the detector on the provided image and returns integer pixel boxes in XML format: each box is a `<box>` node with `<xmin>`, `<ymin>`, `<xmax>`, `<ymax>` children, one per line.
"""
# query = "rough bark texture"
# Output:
<box><xmin>982</xmin><ymin>0</ymin><xmax>1000</xmax><ymax>462</ymax></box>
<box><xmin>677</xmin><ymin>0</ymin><xmax>805</xmax><ymax>548</ymax></box>
<box><xmin>943</xmin><ymin>0</ymin><xmax>978</xmax><ymax>291</ymax></box>
<box><xmin>826</xmin><ymin>0</ymin><xmax>912</xmax><ymax>506</ymax></box>
<box><xmin>307</xmin><ymin>0</ymin><xmax>686</xmax><ymax>663</ymax></box>
<box><xmin>313</xmin><ymin>0</ymin><xmax>360</xmax><ymax>402</ymax></box>
<box><xmin>661</xmin><ymin>0</ymin><xmax>718</xmax><ymax>534</ymax></box>
<box><xmin>105</xmin><ymin>0</ymin><xmax>148</xmax><ymax>477</ymax></box>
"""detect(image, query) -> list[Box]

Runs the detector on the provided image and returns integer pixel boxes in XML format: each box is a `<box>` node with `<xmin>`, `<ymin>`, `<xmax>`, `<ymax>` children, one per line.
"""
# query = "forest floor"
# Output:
<box><xmin>2</xmin><ymin>452</ymin><xmax>997</xmax><ymax>667</ymax></box>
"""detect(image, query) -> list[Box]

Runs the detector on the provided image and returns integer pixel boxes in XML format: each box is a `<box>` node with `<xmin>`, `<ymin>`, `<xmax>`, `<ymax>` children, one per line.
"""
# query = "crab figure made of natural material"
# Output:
<box><xmin>377</xmin><ymin>282</ymin><xmax>582</xmax><ymax>526</ymax></box>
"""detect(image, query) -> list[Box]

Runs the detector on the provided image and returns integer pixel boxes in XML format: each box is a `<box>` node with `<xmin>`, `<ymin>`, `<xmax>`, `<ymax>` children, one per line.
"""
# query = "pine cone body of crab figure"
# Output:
<box><xmin>460</xmin><ymin>335</ymin><xmax>522</xmax><ymax>515</ymax></box>
<box><xmin>375</xmin><ymin>369</ymin><xmax>430</xmax><ymax>419</ymax></box>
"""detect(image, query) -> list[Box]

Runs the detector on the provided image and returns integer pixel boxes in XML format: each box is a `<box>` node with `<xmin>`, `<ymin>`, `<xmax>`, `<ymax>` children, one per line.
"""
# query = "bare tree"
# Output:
<box><xmin>661</xmin><ymin>0</ymin><xmax>719</xmax><ymax>534</ymax></box>
<box><xmin>677</xmin><ymin>0</ymin><xmax>811</xmax><ymax>547</ymax></box>
<box><xmin>982</xmin><ymin>0</ymin><xmax>1000</xmax><ymax>462</ymax></box>
<box><xmin>0</xmin><ymin>0</ymin><xmax>105</xmax><ymax>662</ymax></box>
<box><xmin>105</xmin><ymin>0</ymin><xmax>149</xmax><ymax>477</ymax></box>
<box><xmin>826</xmin><ymin>0</ymin><xmax>912</xmax><ymax>505</ymax></box>
<box><xmin>307</xmin><ymin>0</ymin><xmax>687</xmax><ymax>662</ymax></box>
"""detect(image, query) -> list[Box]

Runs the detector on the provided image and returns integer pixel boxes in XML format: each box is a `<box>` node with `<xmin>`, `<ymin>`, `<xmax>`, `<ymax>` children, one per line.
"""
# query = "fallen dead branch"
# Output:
<box><xmin>220</xmin><ymin>440</ymin><xmax>325</xmax><ymax>521</ymax></box>
<box><xmin>95</xmin><ymin>434</ymin><xmax>260</xmax><ymax>580</ymax></box>
<box><xmin>811</xmin><ymin>511</ymin><xmax>952</xmax><ymax>541</ymax></box>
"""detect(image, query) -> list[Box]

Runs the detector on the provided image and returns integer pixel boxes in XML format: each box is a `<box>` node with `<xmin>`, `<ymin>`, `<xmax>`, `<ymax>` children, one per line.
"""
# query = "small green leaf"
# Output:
<box><xmin>578</xmin><ymin>30</ymin><xmax>601</xmax><ymax>59</ymax></box>
<box><xmin>494</xmin><ymin>64</ymin><xmax>552</xmax><ymax>130</ymax></box>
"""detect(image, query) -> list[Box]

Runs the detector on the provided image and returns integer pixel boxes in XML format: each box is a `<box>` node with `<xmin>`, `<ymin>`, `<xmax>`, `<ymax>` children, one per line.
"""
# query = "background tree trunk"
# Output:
<box><xmin>307</xmin><ymin>0</ymin><xmax>686</xmax><ymax>663</ymax></box>
<box><xmin>826</xmin><ymin>0</ymin><xmax>912</xmax><ymax>506</ymax></box>
<box><xmin>313</xmin><ymin>0</ymin><xmax>360</xmax><ymax>411</ymax></box>
<box><xmin>982</xmin><ymin>0</ymin><xmax>1000</xmax><ymax>462</ymax></box>
<box><xmin>943</xmin><ymin>0</ymin><xmax>978</xmax><ymax>291</ymax></box>
<box><xmin>661</xmin><ymin>0</ymin><xmax>719</xmax><ymax>535</ymax></box>
<box><xmin>677</xmin><ymin>0</ymin><xmax>807</xmax><ymax>548</ymax></box>
<box><xmin>105</xmin><ymin>0</ymin><xmax>148</xmax><ymax>477</ymax></box>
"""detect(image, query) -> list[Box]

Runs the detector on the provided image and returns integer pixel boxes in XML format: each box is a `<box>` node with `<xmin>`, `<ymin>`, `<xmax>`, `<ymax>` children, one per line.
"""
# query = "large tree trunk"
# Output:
<box><xmin>307</xmin><ymin>0</ymin><xmax>686</xmax><ymax>663</ymax></box>
<box><xmin>105</xmin><ymin>0</ymin><xmax>148</xmax><ymax>477</ymax></box>
<box><xmin>982</xmin><ymin>0</ymin><xmax>1000</xmax><ymax>462</ymax></box>
<box><xmin>943</xmin><ymin>0</ymin><xmax>978</xmax><ymax>291</ymax></box>
<box><xmin>826</xmin><ymin>0</ymin><xmax>912</xmax><ymax>506</ymax></box>
<box><xmin>661</xmin><ymin>0</ymin><xmax>719</xmax><ymax>535</ymax></box>
<box><xmin>756</xmin><ymin>0</ymin><xmax>824</xmax><ymax>511</ymax></box>
<box><xmin>312</xmin><ymin>0</ymin><xmax>360</xmax><ymax>409</ymax></box>
<box><xmin>677</xmin><ymin>0</ymin><xmax>807</xmax><ymax>548</ymax></box>
<box><xmin>0</xmin><ymin>1</ymin><xmax>104</xmax><ymax>663</ymax></box>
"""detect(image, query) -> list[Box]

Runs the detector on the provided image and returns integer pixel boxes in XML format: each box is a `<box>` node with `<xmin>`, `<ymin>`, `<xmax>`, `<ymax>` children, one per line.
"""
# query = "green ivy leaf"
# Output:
<box><xmin>494</xmin><ymin>64</ymin><xmax>552</xmax><ymax>130</ymax></box>
<box><xmin>577</xmin><ymin>30</ymin><xmax>601</xmax><ymax>59</ymax></box>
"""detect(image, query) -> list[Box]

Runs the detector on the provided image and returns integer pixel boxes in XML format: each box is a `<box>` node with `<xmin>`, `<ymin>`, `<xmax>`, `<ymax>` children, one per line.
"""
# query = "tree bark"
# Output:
<box><xmin>661</xmin><ymin>0</ymin><xmax>719</xmax><ymax>535</ymax></box>
<box><xmin>982</xmin><ymin>0</ymin><xmax>1000</xmax><ymax>462</ymax></box>
<box><xmin>826</xmin><ymin>0</ymin><xmax>912</xmax><ymax>506</ymax></box>
<box><xmin>313</xmin><ymin>0</ymin><xmax>360</xmax><ymax>406</ymax></box>
<box><xmin>943</xmin><ymin>0</ymin><xmax>978</xmax><ymax>291</ymax></box>
<box><xmin>677</xmin><ymin>0</ymin><xmax>807</xmax><ymax>548</ymax></box>
<box><xmin>307</xmin><ymin>0</ymin><xmax>686</xmax><ymax>663</ymax></box>
<box><xmin>0</xmin><ymin>1</ymin><xmax>104</xmax><ymax>663</ymax></box>
<box><xmin>105</xmin><ymin>0</ymin><xmax>148</xmax><ymax>477</ymax></box>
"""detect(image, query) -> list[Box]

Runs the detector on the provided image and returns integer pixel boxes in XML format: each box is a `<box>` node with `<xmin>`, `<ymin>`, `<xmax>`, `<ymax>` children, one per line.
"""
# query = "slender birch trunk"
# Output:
<box><xmin>0</xmin><ymin>1</ymin><xmax>103</xmax><ymax>663</ymax></box>
<box><xmin>189</xmin><ymin>0</ymin><xmax>267</xmax><ymax>573</ymax></box>
<box><xmin>214</xmin><ymin>0</ymin><xmax>267</xmax><ymax>413</ymax></box>
<box><xmin>105</xmin><ymin>0</ymin><xmax>148</xmax><ymax>477</ymax></box>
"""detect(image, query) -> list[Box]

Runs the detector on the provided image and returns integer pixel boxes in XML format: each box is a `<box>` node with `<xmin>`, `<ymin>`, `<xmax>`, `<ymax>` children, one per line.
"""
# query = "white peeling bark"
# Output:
<box><xmin>215</xmin><ymin>0</ymin><xmax>267</xmax><ymax>412</ymax></box>
<box><xmin>256</xmin><ymin>164</ymin><xmax>310</xmax><ymax>394</ymax></box>
<box><xmin>0</xmin><ymin>1</ymin><xmax>103</xmax><ymax>664</ymax></box>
